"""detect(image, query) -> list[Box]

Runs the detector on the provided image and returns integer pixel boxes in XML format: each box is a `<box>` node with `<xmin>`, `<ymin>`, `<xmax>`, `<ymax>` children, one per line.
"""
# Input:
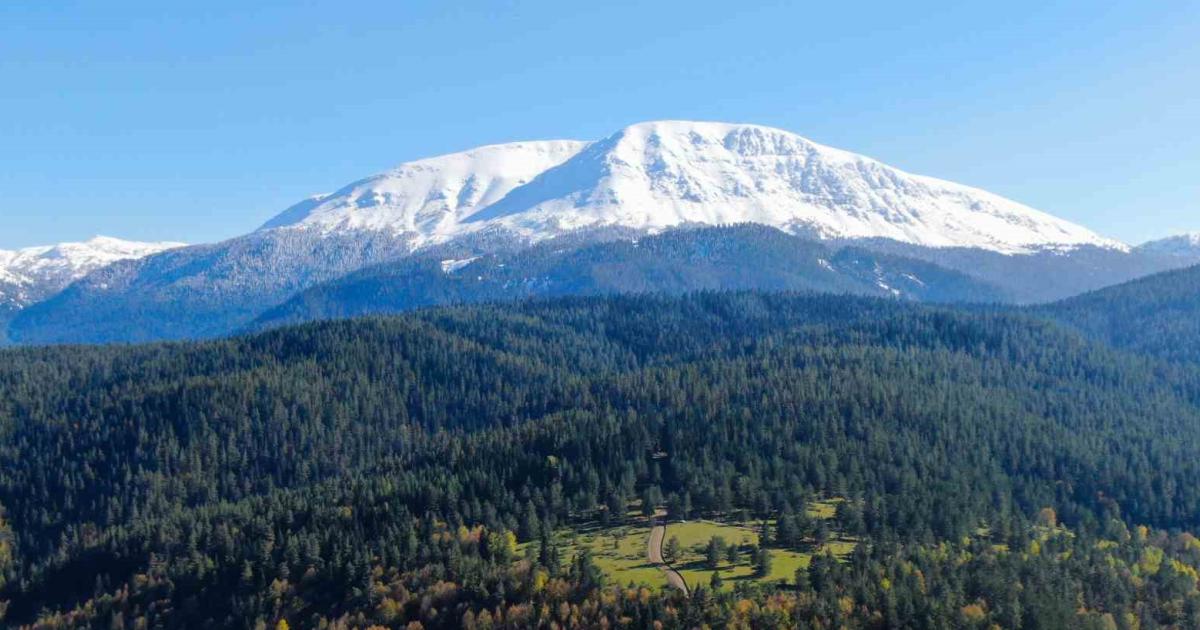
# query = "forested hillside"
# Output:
<box><xmin>252</xmin><ymin>225</ymin><xmax>1007</xmax><ymax>331</ymax></box>
<box><xmin>0</xmin><ymin>305</ymin><xmax>15</xmax><ymax>346</ymax></box>
<box><xmin>4</xmin><ymin>293</ymin><xmax>1200</xmax><ymax>628</ymax></box>
<box><xmin>1040</xmin><ymin>263</ymin><xmax>1200</xmax><ymax>363</ymax></box>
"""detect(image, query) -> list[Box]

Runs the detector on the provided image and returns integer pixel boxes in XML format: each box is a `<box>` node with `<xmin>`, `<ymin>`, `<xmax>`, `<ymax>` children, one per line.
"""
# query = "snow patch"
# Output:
<box><xmin>1138</xmin><ymin>233</ymin><xmax>1200</xmax><ymax>258</ymax></box>
<box><xmin>440</xmin><ymin>257</ymin><xmax>478</xmax><ymax>274</ymax></box>
<box><xmin>0</xmin><ymin>236</ymin><xmax>183</xmax><ymax>306</ymax></box>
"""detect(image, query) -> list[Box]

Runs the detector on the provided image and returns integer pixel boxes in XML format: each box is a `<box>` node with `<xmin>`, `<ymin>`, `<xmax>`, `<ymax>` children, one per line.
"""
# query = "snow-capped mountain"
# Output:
<box><xmin>0</xmin><ymin>236</ymin><xmax>183</xmax><ymax>307</ymax></box>
<box><xmin>7</xmin><ymin>121</ymin><xmax>1184</xmax><ymax>345</ymax></box>
<box><xmin>260</xmin><ymin>140</ymin><xmax>588</xmax><ymax>234</ymax></box>
<box><xmin>1136</xmin><ymin>233</ymin><xmax>1200</xmax><ymax>261</ymax></box>
<box><xmin>264</xmin><ymin>121</ymin><xmax>1122</xmax><ymax>254</ymax></box>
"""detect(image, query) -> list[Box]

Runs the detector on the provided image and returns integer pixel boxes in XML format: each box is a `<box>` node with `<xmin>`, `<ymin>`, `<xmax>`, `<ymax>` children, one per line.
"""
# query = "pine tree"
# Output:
<box><xmin>706</xmin><ymin>536</ymin><xmax>725</xmax><ymax>569</ymax></box>
<box><xmin>725</xmin><ymin>543</ymin><xmax>739</xmax><ymax>566</ymax></box>
<box><xmin>754</xmin><ymin>547</ymin><xmax>772</xmax><ymax>578</ymax></box>
<box><xmin>710</xmin><ymin>571</ymin><xmax>724</xmax><ymax>591</ymax></box>
<box><xmin>664</xmin><ymin>536</ymin><xmax>681</xmax><ymax>564</ymax></box>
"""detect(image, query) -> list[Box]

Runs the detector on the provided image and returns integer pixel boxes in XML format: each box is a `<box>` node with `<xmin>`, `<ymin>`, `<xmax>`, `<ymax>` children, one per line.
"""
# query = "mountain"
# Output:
<box><xmin>258</xmin><ymin>139</ymin><xmax>588</xmax><ymax>234</ymax></box>
<box><xmin>1038</xmin><ymin>263</ymin><xmax>1200</xmax><ymax>363</ymax></box>
<box><xmin>265</xmin><ymin>121</ymin><xmax>1121</xmax><ymax>254</ymax></box>
<box><xmin>0</xmin><ymin>236</ymin><xmax>182</xmax><ymax>309</ymax></box>
<box><xmin>8</xmin><ymin>229</ymin><xmax>417</xmax><ymax>344</ymax></box>
<box><xmin>0</xmin><ymin>236</ymin><xmax>181</xmax><ymax>344</ymax></box>
<box><xmin>251</xmin><ymin>224</ymin><xmax>1008</xmax><ymax>330</ymax></box>
<box><xmin>6</xmin><ymin>121</ymin><xmax>1185</xmax><ymax>344</ymax></box>
<box><xmin>851</xmin><ymin>239</ymin><xmax>1181</xmax><ymax>303</ymax></box>
<box><xmin>1135</xmin><ymin>233</ymin><xmax>1200</xmax><ymax>263</ymax></box>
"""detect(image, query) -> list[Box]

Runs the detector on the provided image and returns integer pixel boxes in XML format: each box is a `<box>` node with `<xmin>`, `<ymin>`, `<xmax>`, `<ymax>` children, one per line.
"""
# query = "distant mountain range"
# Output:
<box><xmin>0</xmin><ymin>236</ymin><xmax>182</xmax><ymax>308</ymax></box>
<box><xmin>0</xmin><ymin>236</ymin><xmax>182</xmax><ymax>343</ymax></box>
<box><xmin>1134</xmin><ymin>233</ymin><xmax>1200</xmax><ymax>260</ymax></box>
<box><xmin>3</xmin><ymin>121</ymin><xmax>1197</xmax><ymax>345</ymax></box>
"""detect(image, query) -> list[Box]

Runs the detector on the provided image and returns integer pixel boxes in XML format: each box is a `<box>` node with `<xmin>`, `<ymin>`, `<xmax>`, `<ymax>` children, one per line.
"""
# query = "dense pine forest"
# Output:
<box><xmin>4</xmin><ymin>291</ymin><xmax>1200</xmax><ymax>628</ymax></box>
<box><xmin>1039</xmin><ymin>264</ymin><xmax>1200</xmax><ymax>364</ymax></box>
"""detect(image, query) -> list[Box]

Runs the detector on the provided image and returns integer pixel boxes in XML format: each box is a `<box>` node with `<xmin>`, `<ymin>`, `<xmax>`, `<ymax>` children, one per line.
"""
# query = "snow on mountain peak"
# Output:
<box><xmin>1137</xmin><ymin>232</ymin><xmax>1200</xmax><ymax>257</ymax></box>
<box><xmin>260</xmin><ymin>120</ymin><xmax>1123</xmax><ymax>254</ymax></box>
<box><xmin>0</xmin><ymin>236</ymin><xmax>184</xmax><ymax>306</ymax></box>
<box><xmin>258</xmin><ymin>140</ymin><xmax>589</xmax><ymax>234</ymax></box>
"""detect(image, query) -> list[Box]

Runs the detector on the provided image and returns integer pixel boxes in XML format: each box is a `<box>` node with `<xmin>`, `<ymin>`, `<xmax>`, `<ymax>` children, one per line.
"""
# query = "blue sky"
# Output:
<box><xmin>1</xmin><ymin>1</ymin><xmax>1197</xmax><ymax>249</ymax></box>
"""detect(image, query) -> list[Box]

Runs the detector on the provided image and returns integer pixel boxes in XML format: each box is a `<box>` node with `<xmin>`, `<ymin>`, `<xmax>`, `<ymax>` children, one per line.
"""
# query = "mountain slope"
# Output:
<box><xmin>1038</xmin><ymin>263</ymin><xmax>1200</xmax><ymax>363</ymax></box>
<box><xmin>8</xmin><ymin>229</ymin><xmax>419</xmax><ymax>344</ymax></box>
<box><xmin>251</xmin><ymin>224</ymin><xmax>1008</xmax><ymax>330</ymax></box>
<box><xmin>1135</xmin><ymin>233</ymin><xmax>1200</xmax><ymax>263</ymax></box>
<box><xmin>0</xmin><ymin>236</ymin><xmax>181</xmax><ymax>308</ymax></box>
<box><xmin>4</xmin><ymin>120</ymin><xmax>1164</xmax><ymax>344</ymax></box>
<box><xmin>854</xmin><ymin>239</ymin><xmax>1186</xmax><ymax>303</ymax></box>
<box><xmin>267</xmin><ymin>121</ymin><xmax>1122</xmax><ymax>254</ymax></box>
<box><xmin>259</xmin><ymin>139</ymin><xmax>588</xmax><ymax>234</ymax></box>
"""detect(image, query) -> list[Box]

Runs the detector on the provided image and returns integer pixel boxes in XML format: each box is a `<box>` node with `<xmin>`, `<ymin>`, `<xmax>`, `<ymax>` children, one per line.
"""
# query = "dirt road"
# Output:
<box><xmin>647</xmin><ymin>516</ymin><xmax>688</xmax><ymax>594</ymax></box>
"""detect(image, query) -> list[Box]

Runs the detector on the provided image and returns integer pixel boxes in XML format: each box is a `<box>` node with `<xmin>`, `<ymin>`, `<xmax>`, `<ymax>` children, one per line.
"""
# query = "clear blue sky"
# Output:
<box><xmin>1</xmin><ymin>1</ymin><xmax>1197</xmax><ymax>249</ymax></box>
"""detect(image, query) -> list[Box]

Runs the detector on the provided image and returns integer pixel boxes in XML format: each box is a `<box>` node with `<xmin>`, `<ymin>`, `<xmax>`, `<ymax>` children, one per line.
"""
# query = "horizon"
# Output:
<box><xmin>1</xmin><ymin>2</ymin><xmax>1198</xmax><ymax>249</ymax></box>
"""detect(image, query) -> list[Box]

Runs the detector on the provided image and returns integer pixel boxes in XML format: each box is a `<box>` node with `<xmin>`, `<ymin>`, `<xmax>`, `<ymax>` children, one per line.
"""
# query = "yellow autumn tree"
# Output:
<box><xmin>960</xmin><ymin>602</ymin><xmax>986</xmax><ymax>624</ymax></box>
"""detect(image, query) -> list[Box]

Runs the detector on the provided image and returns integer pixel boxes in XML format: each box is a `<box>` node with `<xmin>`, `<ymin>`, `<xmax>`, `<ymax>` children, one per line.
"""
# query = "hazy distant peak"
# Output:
<box><xmin>1135</xmin><ymin>233</ymin><xmax>1200</xmax><ymax>259</ymax></box>
<box><xmin>0</xmin><ymin>236</ymin><xmax>183</xmax><ymax>306</ymax></box>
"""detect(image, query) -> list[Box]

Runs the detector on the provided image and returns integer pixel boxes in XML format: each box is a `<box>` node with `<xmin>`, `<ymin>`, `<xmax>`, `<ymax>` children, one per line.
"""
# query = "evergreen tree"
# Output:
<box><xmin>754</xmin><ymin>547</ymin><xmax>773</xmax><ymax>578</ymax></box>
<box><xmin>706</xmin><ymin>536</ymin><xmax>725</xmax><ymax>569</ymax></box>
<box><xmin>664</xmin><ymin>536</ymin><xmax>682</xmax><ymax>564</ymax></box>
<box><xmin>710</xmin><ymin>571</ymin><xmax>724</xmax><ymax>591</ymax></box>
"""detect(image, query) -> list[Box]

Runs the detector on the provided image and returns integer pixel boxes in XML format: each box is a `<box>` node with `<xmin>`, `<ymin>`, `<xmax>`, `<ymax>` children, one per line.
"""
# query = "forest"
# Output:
<box><xmin>3</xmin><ymin>290</ymin><xmax>1200</xmax><ymax>628</ymax></box>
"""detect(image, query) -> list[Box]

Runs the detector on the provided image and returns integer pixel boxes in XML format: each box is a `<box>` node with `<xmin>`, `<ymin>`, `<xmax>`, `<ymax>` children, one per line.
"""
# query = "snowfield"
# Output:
<box><xmin>0</xmin><ymin>236</ymin><xmax>183</xmax><ymax>306</ymax></box>
<box><xmin>261</xmin><ymin>120</ymin><xmax>1125</xmax><ymax>255</ymax></box>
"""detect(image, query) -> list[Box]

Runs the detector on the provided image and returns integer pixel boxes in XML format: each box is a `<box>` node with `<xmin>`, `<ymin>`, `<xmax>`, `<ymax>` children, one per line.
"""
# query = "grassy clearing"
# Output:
<box><xmin>734</xmin><ymin>499</ymin><xmax>841</xmax><ymax>526</ymax></box>
<box><xmin>665</xmin><ymin>519</ymin><xmax>855</xmax><ymax>590</ymax></box>
<box><xmin>667</xmin><ymin>520</ymin><xmax>770</xmax><ymax>588</ymax></box>
<box><xmin>518</xmin><ymin>498</ymin><xmax>857</xmax><ymax>591</ymax></box>
<box><xmin>520</xmin><ymin>520</ymin><xmax>667</xmax><ymax>588</ymax></box>
<box><xmin>808</xmin><ymin>498</ymin><xmax>842</xmax><ymax>520</ymax></box>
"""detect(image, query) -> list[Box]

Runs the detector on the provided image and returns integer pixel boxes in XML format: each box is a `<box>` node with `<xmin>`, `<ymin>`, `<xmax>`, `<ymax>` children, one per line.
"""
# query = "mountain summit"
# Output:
<box><xmin>1136</xmin><ymin>233</ymin><xmax>1200</xmax><ymax>261</ymax></box>
<box><xmin>262</xmin><ymin>121</ymin><xmax>1122</xmax><ymax>254</ymax></box>
<box><xmin>8</xmin><ymin>121</ymin><xmax>1176</xmax><ymax>345</ymax></box>
<box><xmin>0</xmin><ymin>236</ymin><xmax>182</xmax><ymax>308</ymax></box>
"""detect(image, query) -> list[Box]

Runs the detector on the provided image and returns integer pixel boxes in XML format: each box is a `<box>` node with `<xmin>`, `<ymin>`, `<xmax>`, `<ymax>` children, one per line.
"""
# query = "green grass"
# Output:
<box><xmin>720</xmin><ymin>499</ymin><xmax>840</xmax><ymax>532</ymax></box>
<box><xmin>663</xmin><ymin>519</ymin><xmax>856</xmax><ymax>590</ymax></box>
<box><xmin>808</xmin><ymin>498</ymin><xmax>842</xmax><ymax>520</ymax></box>
<box><xmin>667</xmin><ymin>520</ymin><xmax>767</xmax><ymax>588</ymax></box>
<box><xmin>520</xmin><ymin>520</ymin><xmax>667</xmax><ymax>588</ymax></box>
<box><xmin>519</xmin><ymin>498</ymin><xmax>858</xmax><ymax>591</ymax></box>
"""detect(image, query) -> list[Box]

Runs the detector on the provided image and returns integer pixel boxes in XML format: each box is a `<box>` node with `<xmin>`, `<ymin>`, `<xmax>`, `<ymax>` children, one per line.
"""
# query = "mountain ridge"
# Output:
<box><xmin>261</xmin><ymin>120</ymin><xmax>1123</xmax><ymax>255</ymax></box>
<box><xmin>0</xmin><ymin>235</ymin><xmax>182</xmax><ymax>308</ymax></box>
<box><xmin>4</xmin><ymin>120</ymin><xmax>1194</xmax><ymax>344</ymax></box>
<box><xmin>1038</xmin><ymin>262</ymin><xmax>1200</xmax><ymax>363</ymax></box>
<box><xmin>249</xmin><ymin>224</ymin><xmax>1010</xmax><ymax>331</ymax></box>
<box><xmin>1136</xmin><ymin>233</ymin><xmax>1200</xmax><ymax>261</ymax></box>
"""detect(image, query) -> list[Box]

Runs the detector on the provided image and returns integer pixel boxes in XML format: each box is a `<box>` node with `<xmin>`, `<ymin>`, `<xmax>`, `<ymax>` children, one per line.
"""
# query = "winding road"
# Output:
<box><xmin>647</xmin><ymin>511</ymin><xmax>688</xmax><ymax>595</ymax></box>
